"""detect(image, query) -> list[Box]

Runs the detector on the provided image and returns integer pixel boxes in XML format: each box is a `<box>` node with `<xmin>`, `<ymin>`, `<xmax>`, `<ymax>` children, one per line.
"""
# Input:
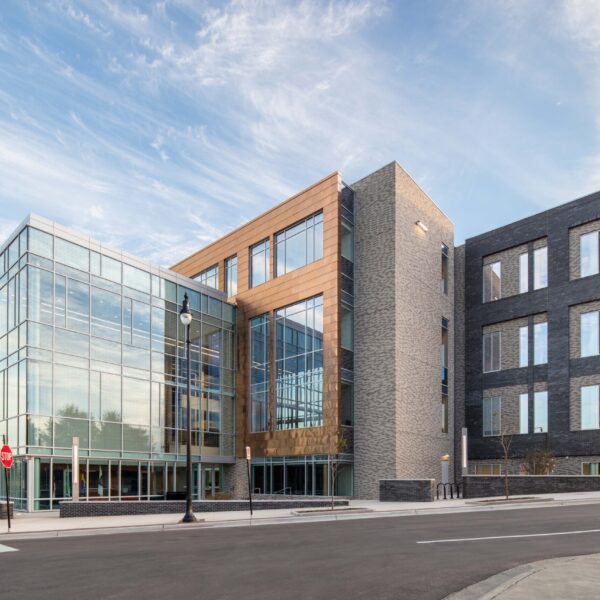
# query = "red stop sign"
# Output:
<box><xmin>1</xmin><ymin>445</ymin><xmax>12</xmax><ymax>469</ymax></box>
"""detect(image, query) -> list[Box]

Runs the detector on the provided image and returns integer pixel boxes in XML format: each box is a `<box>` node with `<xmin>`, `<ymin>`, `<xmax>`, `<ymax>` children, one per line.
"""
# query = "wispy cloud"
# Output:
<box><xmin>0</xmin><ymin>0</ymin><xmax>598</xmax><ymax>262</ymax></box>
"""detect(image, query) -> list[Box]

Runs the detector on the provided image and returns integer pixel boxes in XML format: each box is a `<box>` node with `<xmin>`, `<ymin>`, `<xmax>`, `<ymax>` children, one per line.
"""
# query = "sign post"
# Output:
<box><xmin>245</xmin><ymin>446</ymin><xmax>253</xmax><ymax>517</ymax></box>
<box><xmin>1</xmin><ymin>435</ymin><xmax>13</xmax><ymax>532</ymax></box>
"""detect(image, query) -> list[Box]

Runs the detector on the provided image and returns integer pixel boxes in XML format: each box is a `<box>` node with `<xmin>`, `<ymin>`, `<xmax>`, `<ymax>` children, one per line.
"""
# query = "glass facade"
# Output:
<box><xmin>251</xmin><ymin>455</ymin><xmax>352</xmax><ymax>496</ymax></box>
<box><xmin>275</xmin><ymin>296</ymin><xmax>323</xmax><ymax>430</ymax></box>
<box><xmin>275</xmin><ymin>212</ymin><xmax>323</xmax><ymax>276</ymax></box>
<box><xmin>250</xmin><ymin>315</ymin><xmax>269</xmax><ymax>432</ymax></box>
<box><xmin>0</xmin><ymin>221</ymin><xmax>236</xmax><ymax>510</ymax></box>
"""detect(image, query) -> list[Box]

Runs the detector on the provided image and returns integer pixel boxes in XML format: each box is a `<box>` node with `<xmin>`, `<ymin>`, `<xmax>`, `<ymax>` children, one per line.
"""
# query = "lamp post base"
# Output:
<box><xmin>181</xmin><ymin>511</ymin><xmax>199</xmax><ymax>523</ymax></box>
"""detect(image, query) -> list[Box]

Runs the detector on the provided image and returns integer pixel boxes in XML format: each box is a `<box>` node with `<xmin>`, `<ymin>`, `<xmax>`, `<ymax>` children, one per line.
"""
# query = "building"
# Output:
<box><xmin>455</xmin><ymin>190</ymin><xmax>600</xmax><ymax>477</ymax></box>
<box><xmin>172</xmin><ymin>162</ymin><xmax>455</xmax><ymax>500</ymax></box>
<box><xmin>2</xmin><ymin>162</ymin><xmax>599</xmax><ymax>511</ymax></box>
<box><xmin>0</xmin><ymin>215</ymin><xmax>236</xmax><ymax>511</ymax></box>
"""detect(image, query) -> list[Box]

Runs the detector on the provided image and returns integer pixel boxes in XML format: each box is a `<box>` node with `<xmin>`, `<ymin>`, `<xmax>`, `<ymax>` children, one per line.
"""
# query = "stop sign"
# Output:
<box><xmin>1</xmin><ymin>445</ymin><xmax>12</xmax><ymax>469</ymax></box>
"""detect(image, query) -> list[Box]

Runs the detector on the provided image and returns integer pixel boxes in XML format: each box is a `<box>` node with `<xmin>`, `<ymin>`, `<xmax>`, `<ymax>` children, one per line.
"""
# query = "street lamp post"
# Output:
<box><xmin>180</xmin><ymin>293</ymin><xmax>196</xmax><ymax>523</ymax></box>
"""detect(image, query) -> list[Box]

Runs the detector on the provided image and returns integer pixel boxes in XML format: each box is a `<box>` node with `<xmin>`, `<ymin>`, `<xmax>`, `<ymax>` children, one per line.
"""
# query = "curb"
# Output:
<box><xmin>3</xmin><ymin>496</ymin><xmax>600</xmax><ymax>542</ymax></box>
<box><xmin>444</xmin><ymin>555</ymin><xmax>583</xmax><ymax>599</ymax></box>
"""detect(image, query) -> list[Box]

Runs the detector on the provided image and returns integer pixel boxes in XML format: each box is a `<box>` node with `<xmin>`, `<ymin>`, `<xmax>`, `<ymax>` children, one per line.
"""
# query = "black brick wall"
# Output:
<box><xmin>462</xmin><ymin>475</ymin><xmax>600</xmax><ymax>498</ymax></box>
<box><xmin>60</xmin><ymin>499</ymin><xmax>348</xmax><ymax>518</ymax></box>
<box><xmin>379</xmin><ymin>479</ymin><xmax>435</xmax><ymax>502</ymax></box>
<box><xmin>463</xmin><ymin>191</ymin><xmax>600</xmax><ymax>461</ymax></box>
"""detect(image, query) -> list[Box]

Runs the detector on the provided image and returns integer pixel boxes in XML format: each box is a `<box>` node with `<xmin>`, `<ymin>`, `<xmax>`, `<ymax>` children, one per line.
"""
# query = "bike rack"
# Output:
<box><xmin>436</xmin><ymin>482</ymin><xmax>461</xmax><ymax>500</ymax></box>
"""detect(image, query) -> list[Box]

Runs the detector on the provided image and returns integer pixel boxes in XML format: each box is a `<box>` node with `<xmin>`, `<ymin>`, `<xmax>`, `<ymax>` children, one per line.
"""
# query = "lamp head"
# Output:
<box><xmin>179</xmin><ymin>292</ymin><xmax>192</xmax><ymax>326</ymax></box>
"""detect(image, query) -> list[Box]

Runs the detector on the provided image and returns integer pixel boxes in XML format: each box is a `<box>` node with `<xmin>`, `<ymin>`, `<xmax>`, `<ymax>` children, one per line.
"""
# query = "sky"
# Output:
<box><xmin>0</xmin><ymin>0</ymin><xmax>599</xmax><ymax>266</ymax></box>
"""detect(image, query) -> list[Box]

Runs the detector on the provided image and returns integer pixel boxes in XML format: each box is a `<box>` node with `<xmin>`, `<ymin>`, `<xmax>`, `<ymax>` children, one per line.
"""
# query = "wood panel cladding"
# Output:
<box><xmin>171</xmin><ymin>172</ymin><xmax>343</xmax><ymax>459</ymax></box>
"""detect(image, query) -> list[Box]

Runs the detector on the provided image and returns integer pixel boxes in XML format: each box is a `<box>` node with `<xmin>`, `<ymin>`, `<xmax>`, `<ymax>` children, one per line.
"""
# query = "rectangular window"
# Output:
<box><xmin>275</xmin><ymin>212</ymin><xmax>323</xmax><ymax>276</ymax></box>
<box><xmin>581</xmin><ymin>311</ymin><xmax>600</xmax><ymax>357</ymax></box>
<box><xmin>519</xmin><ymin>252</ymin><xmax>529</xmax><ymax>293</ymax></box>
<box><xmin>534</xmin><ymin>390</ymin><xmax>548</xmax><ymax>433</ymax></box>
<box><xmin>533</xmin><ymin>322</ymin><xmax>548</xmax><ymax>365</ymax></box>
<box><xmin>54</xmin><ymin>238</ymin><xmax>89</xmax><ymax>272</ymax></box>
<box><xmin>341</xmin><ymin>222</ymin><xmax>354</xmax><ymax>262</ymax></box>
<box><xmin>580</xmin><ymin>231</ymin><xmax>599</xmax><ymax>278</ymax></box>
<box><xmin>194</xmin><ymin>265</ymin><xmax>219</xmax><ymax>290</ymax></box>
<box><xmin>341</xmin><ymin>304</ymin><xmax>354</xmax><ymax>350</ymax></box>
<box><xmin>225</xmin><ymin>256</ymin><xmax>237</xmax><ymax>296</ymax></box>
<box><xmin>483</xmin><ymin>396</ymin><xmax>501</xmax><ymax>436</ymax></box>
<box><xmin>483</xmin><ymin>261</ymin><xmax>501</xmax><ymax>302</ymax></box>
<box><xmin>441</xmin><ymin>318</ymin><xmax>449</xmax><ymax>391</ymax></box>
<box><xmin>250</xmin><ymin>240</ymin><xmax>270</xmax><ymax>287</ymax></box>
<box><xmin>475</xmin><ymin>464</ymin><xmax>502</xmax><ymax>475</ymax></box>
<box><xmin>275</xmin><ymin>295</ymin><xmax>323</xmax><ymax>430</ymax></box>
<box><xmin>582</xmin><ymin>463</ymin><xmax>600</xmax><ymax>476</ymax></box>
<box><xmin>519</xmin><ymin>325</ymin><xmax>529</xmax><ymax>367</ymax></box>
<box><xmin>533</xmin><ymin>247</ymin><xmax>548</xmax><ymax>290</ymax></box>
<box><xmin>441</xmin><ymin>244</ymin><xmax>449</xmax><ymax>294</ymax></box>
<box><xmin>519</xmin><ymin>393</ymin><xmax>529</xmax><ymax>434</ymax></box>
<box><xmin>581</xmin><ymin>385</ymin><xmax>600</xmax><ymax>430</ymax></box>
<box><xmin>250</xmin><ymin>315</ymin><xmax>270</xmax><ymax>432</ymax></box>
<box><xmin>441</xmin><ymin>394</ymin><xmax>448</xmax><ymax>433</ymax></box>
<box><xmin>482</xmin><ymin>331</ymin><xmax>501</xmax><ymax>372</ymax></box>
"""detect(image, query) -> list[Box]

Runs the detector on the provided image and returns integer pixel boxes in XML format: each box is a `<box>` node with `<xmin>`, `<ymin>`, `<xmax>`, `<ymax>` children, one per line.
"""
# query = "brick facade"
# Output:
<box><xmin>569</xmin><ymin>219</ymin><xmax>600</xmax><ymax>280</ymax></box>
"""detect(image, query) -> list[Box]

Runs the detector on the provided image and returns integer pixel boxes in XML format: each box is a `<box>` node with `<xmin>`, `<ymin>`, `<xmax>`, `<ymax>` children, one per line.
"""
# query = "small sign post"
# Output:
<box><xmin>1</xmin><ymin>435</ymin><xmax>12</xmax><ymax>531</ymax></box>
<box><xmin>245</xmin><ymin>446</ymin><xmax>253</xmax><ymax>517</ymax></box>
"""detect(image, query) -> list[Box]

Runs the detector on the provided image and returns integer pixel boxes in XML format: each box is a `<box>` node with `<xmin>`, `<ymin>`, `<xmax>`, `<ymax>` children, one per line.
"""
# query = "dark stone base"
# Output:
<box><xmin>462</xmin><ymin>475</ymin><xmax>600</xmax><ymax>498</ymax></box>
<box><xmin>379</xmin><ymin>479</ymin><xmax>435</xmax><ymax>502</ymax></box>
<box><xmin>59</xmin><ymin>499</ymin><xmax>349</xmax><ymax>518</ymax></box>
<box><xmin>0</xmin><ymin>502</ymin><xmax>14</xmax><ymax>519</ymax></box>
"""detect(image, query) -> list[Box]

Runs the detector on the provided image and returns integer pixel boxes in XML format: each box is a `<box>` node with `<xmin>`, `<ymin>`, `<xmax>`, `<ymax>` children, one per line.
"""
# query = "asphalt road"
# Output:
<box><xmin>5</xmin><ymin>504</ymin><xmax>600</xmax><ymax>599</ymax></box>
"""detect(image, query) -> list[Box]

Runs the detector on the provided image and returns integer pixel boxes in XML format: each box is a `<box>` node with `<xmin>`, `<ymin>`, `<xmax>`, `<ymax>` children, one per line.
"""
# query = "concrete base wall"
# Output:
<box><xmin>59</xmin><ymin>499</ymin><xmax>349</xmax><ymax>518</ymax></box>
<box><xmin>462</xmin><ymin>475</ymin><xmax>600</xmax><ymax>498</ymax></box>
<box><xmin>379</xmin><ymin>479</ymin><xmax>435</xmax><ymax>502</ymax></box>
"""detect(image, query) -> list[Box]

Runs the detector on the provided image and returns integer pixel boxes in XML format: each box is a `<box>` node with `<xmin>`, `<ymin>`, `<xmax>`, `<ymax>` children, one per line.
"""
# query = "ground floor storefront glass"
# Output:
<box><xmin>1</xmin><ymin>456</ymin><xmax>230</xmax><ymax>511</ymax></box>
<box><xmin>251</xmin><ymin>455</ymin><xmax>353</xmax><ymax>496</ymax></box>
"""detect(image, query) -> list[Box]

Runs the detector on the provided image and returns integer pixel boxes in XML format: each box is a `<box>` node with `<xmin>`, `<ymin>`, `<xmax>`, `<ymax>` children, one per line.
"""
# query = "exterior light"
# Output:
<box><xmin>416</xmin><ymin>220</ymin><xmax>428</xmax><ymax>232</ymax></box>
<box><xmin>441</xmin><ymin>454</ymin><xmax>450</xmax><ymax>461</ymax></box>
<box><xmin>180</xmin><ymin>292</ymin><xmax>196</xmax><ymax>523</ymax></box>
<box><xmin>179</xmin><ymin>293</ymin><xmax>192</xmax><ymax>326</ymax></box>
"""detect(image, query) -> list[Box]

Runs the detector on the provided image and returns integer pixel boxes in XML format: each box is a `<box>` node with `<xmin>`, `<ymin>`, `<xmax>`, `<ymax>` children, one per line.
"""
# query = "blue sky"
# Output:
<box><xmin>0</xmin><ymin>0</ymin><xmax>598</xmax><ymax>265</ymax></box>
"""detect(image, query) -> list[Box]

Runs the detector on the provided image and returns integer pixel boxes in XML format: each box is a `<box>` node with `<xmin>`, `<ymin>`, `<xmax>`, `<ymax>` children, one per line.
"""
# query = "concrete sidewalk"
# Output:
<box><xmin>4</xmin><ymin>490</ymin><xmax>600</xmax><ymax>541</ymax></box>
<box><xmin>447</xmin><ymin>553</ymin><xmax>600</xmax><ymax>599</ymax></box>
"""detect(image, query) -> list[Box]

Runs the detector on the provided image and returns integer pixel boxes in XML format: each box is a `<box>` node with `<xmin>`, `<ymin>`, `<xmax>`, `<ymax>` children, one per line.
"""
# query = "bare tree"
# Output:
<box><xmin>521</xmin><ymin>449</ymin><xmax>556</xmax><ymax>475</ymax></box>
<box><xmin>498</xmin><ymin>432</ymin><xmax>513</xmax><ymax>500</ymax></box>
<box><xmin>329</xmin><ymin>426</ymin><xmax>350</xmax><ymax>510</ymax></box>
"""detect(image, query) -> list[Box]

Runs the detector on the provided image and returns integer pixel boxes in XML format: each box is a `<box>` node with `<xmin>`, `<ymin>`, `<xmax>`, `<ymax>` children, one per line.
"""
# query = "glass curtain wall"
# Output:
<box><xmin>0</xmin><ymin>224</ymin><xmax>236</xmax><ymax>510</ymax></box>
<box><xmin>275</xmin><ymin>296</ymin><xmax>324</xmax><ymax>430</ymax></box>
<box><xmin>250</xmin><ymin>315</ymin><xmax>269</xmax><ymax>432</ymax></box>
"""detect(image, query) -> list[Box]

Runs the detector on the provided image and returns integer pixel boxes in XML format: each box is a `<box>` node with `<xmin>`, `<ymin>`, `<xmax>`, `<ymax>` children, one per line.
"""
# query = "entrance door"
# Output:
<box><xmin>203</xmin><ymin>466</ymin><xmax>221</xmax><ymax>498</ymax></box>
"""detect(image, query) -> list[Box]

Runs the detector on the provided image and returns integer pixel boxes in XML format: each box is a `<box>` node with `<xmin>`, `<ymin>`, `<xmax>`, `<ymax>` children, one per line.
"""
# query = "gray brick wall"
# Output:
<box><xmin>463</xmin><ymin>475</ymin><xmax>600</xmax><ymax>498</ymax></box>
<box><xmin>60</xmin><ymin>498</ymin><xmax>349</xmax><ymax>518</ymax></box>
<box><xmin>352</xmin><ymin>162</ymin><xmax>454</xmax><ymax>499</ymax></box>
<box><xmin>379</xmin><ymin>479</ymin><xmax>435</xmax><ymax>502</ymax></box>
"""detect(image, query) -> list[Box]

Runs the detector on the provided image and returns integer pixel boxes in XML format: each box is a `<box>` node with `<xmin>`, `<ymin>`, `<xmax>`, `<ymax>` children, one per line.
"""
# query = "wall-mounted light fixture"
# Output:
<box><xmin>415</xmin><ymin>220</ymin><xmax>428</xmax><ymax>232</ymax></box>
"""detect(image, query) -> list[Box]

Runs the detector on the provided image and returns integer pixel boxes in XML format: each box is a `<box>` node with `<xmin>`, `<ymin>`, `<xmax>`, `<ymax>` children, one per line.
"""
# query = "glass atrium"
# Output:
<box><xmin>0</xmin><ymin>216</ymin><xmax>236</xmax><ymax>510</ymax></box>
